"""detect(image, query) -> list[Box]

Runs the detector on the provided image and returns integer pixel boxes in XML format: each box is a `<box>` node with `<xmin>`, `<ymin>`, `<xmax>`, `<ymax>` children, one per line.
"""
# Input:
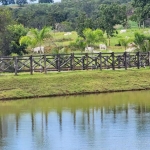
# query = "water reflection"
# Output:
<box><xmin>0</xmin><ymin>91</ymin><xmax>150</xmax><ymax>150</ymax></box>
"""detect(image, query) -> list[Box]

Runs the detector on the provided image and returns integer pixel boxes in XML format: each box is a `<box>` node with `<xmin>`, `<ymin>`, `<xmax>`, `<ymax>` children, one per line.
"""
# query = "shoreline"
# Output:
<box><xmin>0</xmin><ymin>88</ymin><xmax>149</xmax><ymax>101</ymax></box>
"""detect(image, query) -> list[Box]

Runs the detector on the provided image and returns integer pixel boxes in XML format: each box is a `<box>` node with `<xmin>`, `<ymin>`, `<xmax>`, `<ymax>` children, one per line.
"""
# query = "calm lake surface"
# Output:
<box><xmin>0</xmin><ymin>91</ymin><xmax>150</xmax><ymax>150</ymax></box>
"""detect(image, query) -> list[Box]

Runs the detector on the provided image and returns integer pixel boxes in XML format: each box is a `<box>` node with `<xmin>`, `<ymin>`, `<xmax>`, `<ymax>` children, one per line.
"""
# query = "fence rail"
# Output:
<box><xmin>0</xmin><ymin>52</ymin><xmax>150</xmax><ymax>75</ymax></box>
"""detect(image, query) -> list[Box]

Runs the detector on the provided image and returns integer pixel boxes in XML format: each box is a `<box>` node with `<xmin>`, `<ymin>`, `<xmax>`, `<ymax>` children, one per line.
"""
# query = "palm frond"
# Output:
<box><xmin>39</xmin><ymin>27</ymin><xmax>50</xmax><ymax>40</ymax></box>
<box><xmin>20</xmin><ymin>27</ymin><xmax>53</xmax><ymax>48</ymax></box>
<box><xmin>19</xmin><ymin>36</ymin><xmax>32</xmax><ymax>45</ymax></box>
<box><xmin>30</xmin><ymin>28</ymin><xmax>40</xmax><ymax>40</ymax></box>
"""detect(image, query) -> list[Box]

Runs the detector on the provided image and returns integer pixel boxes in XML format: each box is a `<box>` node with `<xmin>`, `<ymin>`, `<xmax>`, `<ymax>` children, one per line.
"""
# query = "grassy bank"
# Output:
<box><xmin>0</xmin><ymin>69</ymin><xmax>150</xmax><ymax>100</ymax></box>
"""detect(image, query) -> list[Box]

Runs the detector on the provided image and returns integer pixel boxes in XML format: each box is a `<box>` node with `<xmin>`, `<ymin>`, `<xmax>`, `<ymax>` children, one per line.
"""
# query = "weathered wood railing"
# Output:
<box><xmin>0</xmin><ymin>52</ymin><xmax>150</xmax><ymax>75</ymax></box>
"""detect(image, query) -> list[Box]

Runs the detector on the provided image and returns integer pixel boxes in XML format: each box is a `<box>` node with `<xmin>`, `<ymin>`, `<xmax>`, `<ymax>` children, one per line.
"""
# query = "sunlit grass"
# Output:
<box><xmin>0</xmin><ymin>69</ymin><xmax>150</xmax><ymax>100</ymax></box>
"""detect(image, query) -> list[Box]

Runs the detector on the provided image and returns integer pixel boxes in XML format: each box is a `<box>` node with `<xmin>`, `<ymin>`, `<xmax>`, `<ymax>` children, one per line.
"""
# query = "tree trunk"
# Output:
<box><xmin>107</xmin><ymin>34</ymin><xmax>110</xmax><ymax>46</ymax></box>
<box><xmin>138</xmin><ymin>21</ymin><xmax>141</xmax><ymax>28</ymax></box>
<box><xmin>143</xmin><ymin>21</ymin><xmax>145</xmax><ymax>28</ymax></box>
<box><xmin>108</xmin><ymin>38</ymin><xmax>110</xmax><ymax>46</ymax></box>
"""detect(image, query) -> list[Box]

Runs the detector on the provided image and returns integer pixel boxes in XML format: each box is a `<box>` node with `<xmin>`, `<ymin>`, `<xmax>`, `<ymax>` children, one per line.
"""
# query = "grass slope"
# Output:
<box><xmin>0</xmin><ymin>69</ymin><xmax>150</xmax><ymax>100</ymax></box>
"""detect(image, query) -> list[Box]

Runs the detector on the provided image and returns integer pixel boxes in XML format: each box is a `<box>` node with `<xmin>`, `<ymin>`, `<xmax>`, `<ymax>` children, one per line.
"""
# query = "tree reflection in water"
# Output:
<box><xmin>0</xmin><ymin>91</ymin><xmax>150</xmax><ymax>149</ymax></box>
<box><xmin>0</xmin><ymin>116</ymin><xmax>2</xmax><ymax>146</ymax></box>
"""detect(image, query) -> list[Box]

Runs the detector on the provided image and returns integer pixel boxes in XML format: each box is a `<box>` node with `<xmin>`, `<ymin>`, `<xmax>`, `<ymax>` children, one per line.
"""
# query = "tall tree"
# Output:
<box><xmin>7</xmin><ymin>24</ymin><xmax>29</xmax><ymax>55</ymax></box>
<box><xmin>75</xmin><ymin>13</ymin><xmax>93</xmax><ymax>38</ymax></box>
<box><xmin>98</xmin><ymin>3</ymin><xmax>127</xmax><ymax>45</ymax></box>
<box><xmin>0</xmin><ymin>8</ymin><xmax>28</xmax><ymax>56</ymax></box>
<box><xmin>0</xmin><ymin>7</ymin><xmax>14</xmax><ymax>55</ymax></box>
<box><xmin>132</xmin><ymin>0</ymin><xmax>150</xmax><ymax>28</ymax></box>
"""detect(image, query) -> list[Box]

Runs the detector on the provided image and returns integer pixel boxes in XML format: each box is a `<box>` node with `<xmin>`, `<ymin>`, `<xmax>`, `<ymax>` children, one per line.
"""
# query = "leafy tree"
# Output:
<box><xmin>83</xmin><ymin>28</ymin><xmax>106</xmax><ymax>46</ymax></box>
<box><xmin>59</xmin><ymin>21</ymin><xmax>73</xmax><ymax>32</ymax></box>
<box><xmin>98</xmin><ymin>3</ymin><xmax>127</xmax><ymax>45</ymax></box>
<box><xmin>76</xmin><ymin>13</ymin><xmax>93</xmax><ymax>38</ymax></box>
<box><xmin>69</xmin><ymin>37</ymin><xmax>86</xmax><ymax>52</ymax></box>
<box><xmin>119</xmin><ymin>36</ymin><xmax>133</xmax><ymax>50</ymax></box>
<box><xmin>133</xmin><ymin>32</ymin><xmax>150</xmax><ymax>52</ymax></box>
<box><xmin>13</xmin><ymin>4</ymin><xmax>69</xmax><ymax>29</ymax></box>
<box><xmin>13</xmin><ymin>4</ymin><xmax>52</xmax><ymax>29</ymax></box>
<box><xmin>7</xmin><ymin>24</ymin><xmax>29</xmax><ymax>55</ymax></box>
<box><xmin>132</xmin><ymin>0</ymin><xmax>150</xmax><ymax>28</ymax></box>
<box><xmin>11</xmin><ymin>0</ymin><xmax>131</xmax><ymax>31</ymax></box>
<box><xmin>0</xmin><ymin>8</ymin><xmax>28</xmax><ymax>56</ymax></box>
<box><xmin>0</xmin><ymin>7</ymin><xmax>13</xmax><ymax>33</ymax></box>
<box><xmin>71</xmin><ymin>28</ymin><xmax>105</xmax><ymax>52</ymax></box>
<box><xmin>0</xmin><ymin>7</ymin><xmax>14</xmax><ymax>55</ymax></box>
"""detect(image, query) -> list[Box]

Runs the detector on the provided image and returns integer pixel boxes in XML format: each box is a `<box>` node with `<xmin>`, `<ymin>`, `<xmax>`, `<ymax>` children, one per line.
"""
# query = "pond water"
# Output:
<box><xmin>0</xmin><ymin>91</ymin><xmax>150</xmax><ymax>150</ymax></box>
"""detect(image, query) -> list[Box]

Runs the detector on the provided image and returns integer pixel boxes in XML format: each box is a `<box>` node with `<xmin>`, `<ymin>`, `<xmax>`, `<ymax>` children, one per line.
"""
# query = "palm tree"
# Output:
<box><xmin>19</xmin><ymin>27</ymin><xmax>52</xmax><ymax>71</ymax></box>
<box><xmin>29</xmin><ymin>27</ymin><xmax>52</xmax><ymax>52</ymax></box>
<box><xmin>83</xmin><ymin>28</ymin><xmax>106</xmax><ymax>47</ymax></box>
<box><xmin>119</xmin><ymin>36</ymin><xmax>133</xmax><ymax>50</ymax></box>
<box><xmin>134</xmin><ymin>32</ymin><xmax>150</xmax><ymax>52</ymax></box>
<box><xmin>19</xmin><ymin>26</ymin><xmax>52</xmax><ymax>53</ymax></box>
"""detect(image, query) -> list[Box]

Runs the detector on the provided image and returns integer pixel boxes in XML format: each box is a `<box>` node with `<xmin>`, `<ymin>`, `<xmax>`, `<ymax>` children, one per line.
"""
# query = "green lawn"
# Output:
<box><xmin>0</xmin><ymin>69</ymin><xmax>150</xmax><ymax>100</ymax></box>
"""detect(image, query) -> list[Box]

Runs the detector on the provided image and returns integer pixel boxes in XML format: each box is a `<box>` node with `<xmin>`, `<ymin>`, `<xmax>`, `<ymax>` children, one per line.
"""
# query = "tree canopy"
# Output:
<box><xmin>132</xmin><ymin>0</ymin><xmax>150</xmax><ymax>27</ymax></box>
<box><xmin>83</xmin><ymin>28</ymin><xmax>105</xmax><ymax>46</ymax></box>
<box><xmin>0</xmin><ymin>7</ymin><xmax>14</xmax><ymax>55</ymax></box>
<box><xmin>134</xmin><ymin>32</ymin><xmax>150</xmax><ymax>52</ymax></box>
<box><xmin>98</xmin><ymin>4</ymin><xmax>127</xmax><ymax>37</ymax></box>
<box><xmin>7</xmin><ymin>24</ymin><xmax>29</xmax><ymax>55</ymax></box>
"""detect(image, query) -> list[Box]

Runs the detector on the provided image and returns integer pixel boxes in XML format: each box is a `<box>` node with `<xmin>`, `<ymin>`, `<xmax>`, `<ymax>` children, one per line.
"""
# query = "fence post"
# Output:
<box><xmin>95</xmin><ymin>57</ymin><xmax>97</xmax><ymax>70</ymax></box>
<box><xmin>57</xmin><ymin>54</ymin><xmax>61</xmax><ymax>72</ymax></box>
<box><xmin>44</xmin><ymin>55</ymin><xmax>47</xmax><ymax>74</ymax></box>
<box><xmin>99</xmin><ymin>52</ymin><xmax>102</xmax><ymax>70</ymax></box>
<box><xmin>70</xmin><ymin>53</ymin><xmax>74</xmax><ymax>70</ymax></box>
<box><xmin>124</xmin><ymin>52</ymin><xmax>127</xmax><ymax>70</ymax></box>
<box><xmin>86</xmin><ymin>53</ymin><xmax>88</xmax><ymax>70</ymax></box>
<box><xmin>148</xmin><ymin>52</ymin><xmax>150</xmax><ymax>68</ymax></box>
<box><xmin>112</xmin><ymin>52</ymin><xmax>115</xmax><ymax>70</ymax></box>
<box><xmin>70</xmin><ymin>53</ymin><xmax>72</xmax><ymax>70</ymax></box>
<box><xmin>14</xmin><ymin>56</ymin><xmax>18</xmax><ymax>76</ymax></box>
<box><xmin>30</xmin><ymin>55</ymin><xmax>33</xmax><ymax>75</ymax></box>
<box><xmin>82</xmin><ymin>56</ymin><xmax>85</xmax><ymax>70</ymax></box>
<box><xmin>137</xmin><ymin>52</ymin><xmax>140</xmax><ymax>69</ymax></box>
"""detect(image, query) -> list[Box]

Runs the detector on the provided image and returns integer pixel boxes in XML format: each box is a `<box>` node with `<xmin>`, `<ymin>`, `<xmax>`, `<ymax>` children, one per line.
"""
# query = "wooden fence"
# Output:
<box><xmin>0</xmin><ymin>52</ymin><xmax>150</xmax><ymax>75</ymax></box>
